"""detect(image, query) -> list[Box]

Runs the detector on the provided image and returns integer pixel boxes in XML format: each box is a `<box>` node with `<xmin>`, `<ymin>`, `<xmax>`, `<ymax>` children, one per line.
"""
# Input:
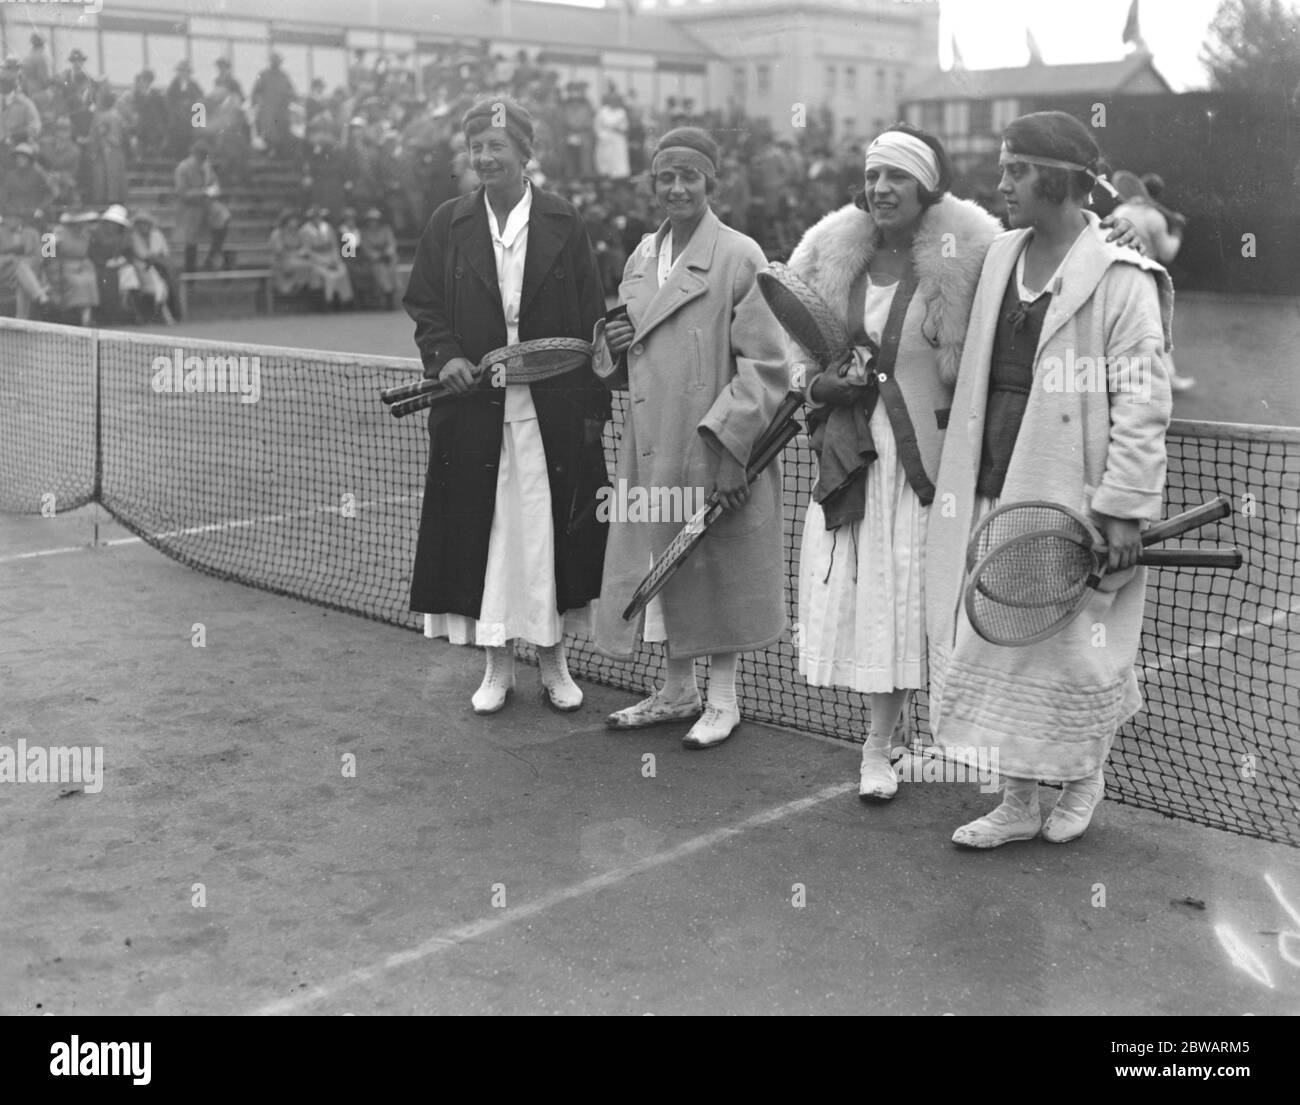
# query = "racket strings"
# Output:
<box><xmin>972</xmin><ymin>534</ymin><xmax>1094</xmax><ymax>606</ymax></box>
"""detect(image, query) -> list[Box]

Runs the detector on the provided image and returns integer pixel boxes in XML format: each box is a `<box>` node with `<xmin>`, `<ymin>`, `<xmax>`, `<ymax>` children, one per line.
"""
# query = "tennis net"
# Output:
<box><xmin>3</xmin><ymin>316</ymin><xmax>1297</xmax><ymax>846</ymax></box>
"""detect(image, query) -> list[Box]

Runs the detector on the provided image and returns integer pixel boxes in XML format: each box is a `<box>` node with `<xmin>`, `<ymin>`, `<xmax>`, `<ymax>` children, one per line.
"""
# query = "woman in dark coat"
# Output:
<box><xmin>403</xmin><ymin>97</ymin><xmax>609</xmax><ymax>715</ymax></box>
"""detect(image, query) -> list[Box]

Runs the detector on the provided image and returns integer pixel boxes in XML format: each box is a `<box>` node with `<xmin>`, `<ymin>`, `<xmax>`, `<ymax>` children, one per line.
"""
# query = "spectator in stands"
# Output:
<box><xmin>88</xmin><ymin>89</ymin><xmax>127</xmax><ymax>205</ymax></box>
<box><xmin>304</xmin><ymin>78</ymin><xmax>330</xmax><ymax>127</ymax></box>
<box><xmin>1</xmin><ymin>59</ymin><xmax>42</xmax><ymax>152</ymax></box>
<box><xmin>58</xmin><ymin>50</ymin><xmax>98</xmax><ymax>141</ymax></box>
<box><xmin>174</xmin><ymin>138</ymin><xmax>231</xmax><ymax>272</ymax></box>
<box><xmin>354</xmin><ymin>207</ymin><xmax>398</xmax><ymax>309</ymax></box>
<box><xmin>125</xmin><ymin>209</ymin><xmax>177</xmax><ymax>324</ymax></box>
<box><xmin>213</xmin><ymin>57</ymin><xmax>244</xmax><ymax>101</ymax></box>
<box><xmin>252</xmin><ymin>52</ymin><xmax>296</xmax><ymax>159</ymax></box>
<box><xmin>560</xmin><ymin>81</ymin><xmax>595</xmax><ymax>180</ymax></box>
<box><xmin>90</xmin><ymin>203</ymin><xmax>134</xmax><ymax>324</ymax></box>
<box><xmin>119</xmin><ymin>70</ymin><xmax>167</xmax><ymax>162</ymax></box>
<box><xmin>715</xmin><ymin>151</ymin><xmax>751</xmax><ymax>235</ymax></box>
<box><xmin>2</xmin><ymin>144</ymin><xmax>54</xmax><ymax>221</ymax></box>
<box><xmin>210</xmin><ymin>87</ymin><xmax>251</xmax><ymax>187</ymax></box>
<box><xmin>624</xmin><ymin>88</ymin><xmax>646</xmax><ymax>177</ymax></box>
<box><xmin>22</xmin><ymin>35</ymin><xmax>51</xmax><ymax>97</ymax></box>
<box><xmin>1112</xmin><ymin>168</ymin><xmax>1193</xmax><ymax>392</ymax></box>
<box><xmin>165</xmin><ymin>59</ymin><xmax>204</xmax><ymax>161</ymax></box>
<box><xmin>595</xmin><ymin>89</ymin><xmax>629</xmax><ymax>180</ymax></box>
<box><xmin>303</xmin><ymin>131</ymin><xmax>353</xmax><ymax>222</ymax></box>
<box><xmin>40</xmin><ymin>117</ymin><xmax>82</xmax><ymax>208</ymax></box>
<box><xmin>0</xmin><ymin>213</ymin><xmax>50</xmax><ymax>317</ymax></box>
<box><xmin>298</xmin><ymin>206</ymin><xmax>353</xmax><ymax>308</ymax></box>
<box><xmin>47</xmin><ymin>210</ymin><xmax>99</xmax><ymax>326</ymax></box>
<box><xmin>269</xmin><ymin>208</ymin><xmax>312</xmax><ymax>300</ymax></box>
<box><xmin>450</xmin><ymin>131</ymin><xmax>479</xmax><ymax>195</ymax></box>
<box><xmin>348</xmin><ymin>50</ymin><xmax>370</xmax><ymax>93</ymax></box>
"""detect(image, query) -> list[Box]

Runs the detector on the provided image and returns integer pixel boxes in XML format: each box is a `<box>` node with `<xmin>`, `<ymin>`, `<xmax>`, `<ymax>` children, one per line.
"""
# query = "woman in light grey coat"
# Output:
<box><xmin>596</xmin><ymin>128</ymin><xmax>789</xmax><ymax>749</ymax></box>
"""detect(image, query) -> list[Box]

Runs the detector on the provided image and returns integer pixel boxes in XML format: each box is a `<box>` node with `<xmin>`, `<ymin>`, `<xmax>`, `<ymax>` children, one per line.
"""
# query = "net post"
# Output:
<box><xmin>92</xmin><ymin>329</ymin><xmax>102</xmax><ymax>546</ymax></box>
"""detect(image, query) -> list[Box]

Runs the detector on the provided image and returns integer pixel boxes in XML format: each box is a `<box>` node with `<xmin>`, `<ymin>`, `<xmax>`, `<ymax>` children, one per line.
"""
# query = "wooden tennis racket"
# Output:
<box><xmin>963</xmin><ymin>497</ymin><xmax>1242</xmax><ymax>647</ymax></box>
<box><xmin>381</xmin><ymin>338</ymin><xmax>593</xmax><ymax>418</ymax></box>
<box><xmin>622</xmin><ymin>391</ymin><xmax>804</xmax><ymax>622</ymax></box>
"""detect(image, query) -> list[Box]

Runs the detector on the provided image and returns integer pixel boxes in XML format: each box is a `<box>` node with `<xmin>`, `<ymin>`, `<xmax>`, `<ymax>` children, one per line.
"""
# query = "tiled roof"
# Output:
<box><xmin>902</xmin><ymin>53</ymin><xmax>1171</xmax><ymax>102</ymax></box>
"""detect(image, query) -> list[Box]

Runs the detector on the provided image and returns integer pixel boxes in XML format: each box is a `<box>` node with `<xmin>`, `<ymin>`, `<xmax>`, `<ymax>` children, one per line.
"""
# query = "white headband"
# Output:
<box><xmin>998</xmin><ymin>147</ymin><xmax>1119</xmax><ymax>199</ymax></box>
<box><xmin>864</xmin><ymin>132</ymin><xmax>940</xmax><ymax>193</ymax></box>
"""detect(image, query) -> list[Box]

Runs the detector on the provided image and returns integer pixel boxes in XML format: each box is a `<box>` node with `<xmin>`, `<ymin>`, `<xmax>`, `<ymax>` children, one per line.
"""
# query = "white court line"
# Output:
<box><xmin>0</xmin><ymin>494</ymin><xmax>421</xmax><ymax>566</ymax></box>
<box><xmin>1141</xmin><ymin>598</ymin><xmax>1300</xmax><ymax>676</ymax></box>
<box><xmin>252</xmin><ymin>780</ymin><xmax>857</xmax><ymax>1016</ymax></box>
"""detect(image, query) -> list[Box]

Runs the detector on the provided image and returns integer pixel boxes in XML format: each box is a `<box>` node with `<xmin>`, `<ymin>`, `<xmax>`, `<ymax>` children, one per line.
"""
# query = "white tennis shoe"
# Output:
<box><xmin>952</xmin><ymin>782</ymin><xmax>1042</xmax><ymax>848</ymax></box>
<box><xmin>1042</xmin><ymin>770</ymin><xmax>1105</xmax><ymax>843</ymax></box>
<box><xmin>858</xmin><ymin>744</ymin><xmax>899</xmax><ymax>801</ymax></box>
<box><xmin>471</xmin><ymin>645</ymin><xmax>515</xmax><ymax>715</ymax></box>
<box><xmin>682</xmin><ymin>703</ymin><xmax>740</xmax><ymax>749</ymax></box>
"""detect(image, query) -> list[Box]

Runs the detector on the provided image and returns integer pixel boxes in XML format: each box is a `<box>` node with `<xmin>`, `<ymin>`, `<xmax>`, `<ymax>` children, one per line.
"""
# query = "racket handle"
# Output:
<box><xmin>1139</xmin><ymin>548</ymin><xmax>1242</xmax><ymax>569</ymax></box>
<box><xmin>1142</xmin><ymin>496</ymin><xmax>1230</xmax><ymax>545</ymax></box>
<box><xmin>381</xmin><ymin>377</ymin><xmax>438</xmax><ymax>404</ymax></box>
<box><xmin>390</xmin><ymin>386</ymin><xmax>452</xmax><ymax>418</ymax></box>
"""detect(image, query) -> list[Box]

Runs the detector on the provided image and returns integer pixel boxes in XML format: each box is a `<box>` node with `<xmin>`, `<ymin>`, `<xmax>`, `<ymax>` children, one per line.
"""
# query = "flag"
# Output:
<box><xmin>951</xmin><ymin>34</ymin><xmax>965</xmax><ymax>71</ymax></box>
<box><xmin>1122</xmin><ymin>0</ymin><xmax>1143</xmax><ymax>47</ymax></box>
<box><xmin>1026</xmin><ymin>28</ymin><xmax>1043</xmax><ymax>64</ymax></box>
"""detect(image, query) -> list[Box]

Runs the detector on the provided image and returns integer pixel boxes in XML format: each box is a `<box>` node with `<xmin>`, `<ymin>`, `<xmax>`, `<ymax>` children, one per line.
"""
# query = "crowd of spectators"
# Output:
<box><xmin>1</xmin><ymin>32</ymin><xmax>871</xmax><ymax>321</ymax></box>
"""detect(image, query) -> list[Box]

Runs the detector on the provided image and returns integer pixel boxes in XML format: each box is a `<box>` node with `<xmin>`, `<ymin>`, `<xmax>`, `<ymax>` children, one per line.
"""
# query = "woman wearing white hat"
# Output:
<box><xmin>47</xmin><ymin>211</ymin><xmax>100</xmax><ymax>326</ymax></box>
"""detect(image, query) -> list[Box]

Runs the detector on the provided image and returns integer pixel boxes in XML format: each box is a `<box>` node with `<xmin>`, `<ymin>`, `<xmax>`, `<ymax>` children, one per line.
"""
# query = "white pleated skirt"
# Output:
<box><xmin>425</xmin><ymin>409</ymin><xmax>591</xmax><ymax>648</ymax></box>
<box><xmin>797</xmin><ymin>403</ymin><xmax>928</xmax><ymax>693</ymax></box>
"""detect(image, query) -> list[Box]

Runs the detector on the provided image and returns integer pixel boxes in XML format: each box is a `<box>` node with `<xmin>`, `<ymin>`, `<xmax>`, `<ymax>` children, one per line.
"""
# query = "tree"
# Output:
<box><xmin>1201</xmin><ymin>0</ymin><xmax>1300</xmax><ymax>103</ymax></box>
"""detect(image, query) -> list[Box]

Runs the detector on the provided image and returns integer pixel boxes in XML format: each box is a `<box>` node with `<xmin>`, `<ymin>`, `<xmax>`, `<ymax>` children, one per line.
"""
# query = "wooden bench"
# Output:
<box><xmin>178</xmin><ymin>262</ymin><xmax>414</xmax><ymax>318</ymax></box>
<box><xmin>178</xmin><ymin>269</ymin><xmax>274</xmax><ymax>318</ymax></box>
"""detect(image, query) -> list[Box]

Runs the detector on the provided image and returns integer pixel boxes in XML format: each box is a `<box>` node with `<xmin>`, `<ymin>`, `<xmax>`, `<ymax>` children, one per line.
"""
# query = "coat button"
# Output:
<box><xmin>877</xmin><ymin>372</ymin><xmax>888</xmax><ymax>383</ymax></box>
<box><xmin>632</xmin><ymin>344</ymin><xmax>644</xmax><ymax>356</ymax></box>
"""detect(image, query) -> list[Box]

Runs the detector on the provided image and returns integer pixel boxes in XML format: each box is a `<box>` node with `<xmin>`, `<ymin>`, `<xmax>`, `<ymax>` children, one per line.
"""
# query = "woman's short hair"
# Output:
<box><xmin>854</xmin><ymin>122</ymin><xmax>952</xmax><ymax>212</ymax></box>
<box><xmin>1003</xmin><ymin>111</ymin><xmax>1100</xmax><ymax>204</ymax></box>
<box><xmin>462</xmin><ymin>96</ymin><xmax>535</xmax><ymax>161</ymax></box>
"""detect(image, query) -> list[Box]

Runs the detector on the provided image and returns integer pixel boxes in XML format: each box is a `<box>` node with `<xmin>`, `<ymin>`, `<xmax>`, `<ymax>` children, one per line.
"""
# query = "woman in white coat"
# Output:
<box><xmin>926</xmin><ymin>112</ymin><xmax>1173</xmax><ymax>848</ymax></box>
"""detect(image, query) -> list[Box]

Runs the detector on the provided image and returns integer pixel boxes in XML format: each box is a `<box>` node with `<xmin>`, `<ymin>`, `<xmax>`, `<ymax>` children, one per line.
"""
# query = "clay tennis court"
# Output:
<box><xmin>2</xmin><ymin>296</ymin><xmax>1298</xmax><ymax>1015</ymax></box>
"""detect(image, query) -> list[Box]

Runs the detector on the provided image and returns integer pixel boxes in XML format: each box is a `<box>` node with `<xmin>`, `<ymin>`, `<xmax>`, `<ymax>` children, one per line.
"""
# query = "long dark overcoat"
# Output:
<box><xmin>403</xmin><ymin>184</ymin><xmax>609</xmax><ymax>618</ymax></box>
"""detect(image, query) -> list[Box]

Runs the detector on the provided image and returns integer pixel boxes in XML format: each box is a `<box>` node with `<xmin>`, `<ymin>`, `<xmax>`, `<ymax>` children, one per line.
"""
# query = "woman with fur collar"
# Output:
<box><xmin>786</xmin><ymin>125</ymin><xmax>1002</xmax><ymax>801</ymax></box>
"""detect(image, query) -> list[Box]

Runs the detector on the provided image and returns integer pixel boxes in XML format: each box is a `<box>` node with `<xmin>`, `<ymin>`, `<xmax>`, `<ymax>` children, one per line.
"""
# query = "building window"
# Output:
<box><xmin>876</xmin><ymin>67</ymin><xmax>885</xmax><ymax>92</ymax></box>
<box><xmin>826</xmin><ymin>65</ymin><xmax>836</xmax><ymax>94</ymax></box>
<box><xmin>757</xmin><ymin>63</ymin><xmax>771</xmax><ymax>96</ymax></box>
<box><xmin>920</xmin><ymin>101</ymin><xmax>943</xmax><ymax>134</ymax></box>
<box><xmin>969</xmin><ymin>99</ymin><xmax>992</xmax><ymax>135</ymax></box>
<box><xmin>845</xmin><ymin>66</ymin><xmax>856</xmax><ymax>93</ymax></box>
<box><xmin>843</xmin><ymin>116</ymin><xmax>855</xmax><ymax>138</ymax></box>
<box><xmin>733</xmin><ymin>65</ymin><xmax>746</xmax><ymax>99</ymax></box>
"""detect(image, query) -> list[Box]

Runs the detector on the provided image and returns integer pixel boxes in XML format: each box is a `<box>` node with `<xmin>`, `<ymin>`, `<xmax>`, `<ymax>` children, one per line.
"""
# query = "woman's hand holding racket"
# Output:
<box><xmin>1095</xmin><ymin>512</ymin><xmax>1143</xmax><ymax>571</ymax></box>
<box><xmin>438</xmin><ymin>356</ymin><xmax>478</xmax><ymax>395</ymax></box>
<box><xmin>808</xmin><ymin>369</ymin><xmax>869</xmax><ymax>407</ymax></box>
<box><xmin>604</xmin><ymin>316</ymin><xmax>635</xmax><ymax>356</ymax></box>
<box><xmin>712</xmin><ymin>450</ymin><xmax>749</xmax><ymax>510</ymax></box>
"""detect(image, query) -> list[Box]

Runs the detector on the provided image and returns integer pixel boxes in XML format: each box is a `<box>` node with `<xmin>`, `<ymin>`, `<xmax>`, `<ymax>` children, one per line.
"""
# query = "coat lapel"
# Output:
<box><xmin>628</xmin><ymin>210</ymin><xmax>719</xmax><ymax>344</ymax></box>
<box><xmin>519</xmin><ymin>188</ymin><xmax>572</xmax><ymax>320</ymax></box>
<box><xmin>1035</xmin><ymin>215</ymin><xmax>1112</xmax><ymax>356</ymax></box>
<box><xmin>449</xmin><ymin>189</ymin><xmax>498</xmax><ymax>299</ymax></box>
